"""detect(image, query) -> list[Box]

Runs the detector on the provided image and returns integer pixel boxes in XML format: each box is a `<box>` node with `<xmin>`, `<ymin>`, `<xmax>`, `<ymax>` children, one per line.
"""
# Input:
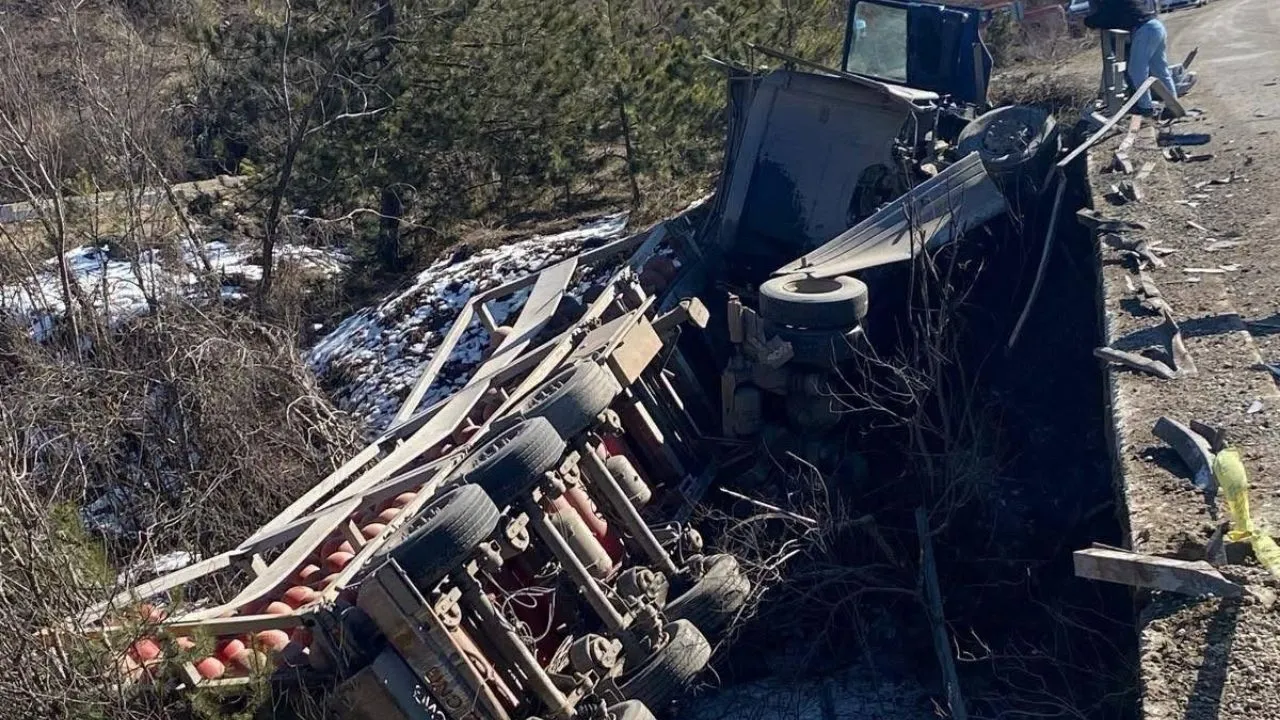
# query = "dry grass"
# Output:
<box><xmin>0</xmin><ymin>301</ymin><xmax>360</xmax><ymax>720</ymax></box>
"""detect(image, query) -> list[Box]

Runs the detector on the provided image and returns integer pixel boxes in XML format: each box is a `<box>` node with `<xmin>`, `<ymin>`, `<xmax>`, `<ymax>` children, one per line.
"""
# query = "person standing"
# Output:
<box><xmin>1084</xmin><ymin>0</ymin><xmax>1178</xmax><ymax>116</ymax></box>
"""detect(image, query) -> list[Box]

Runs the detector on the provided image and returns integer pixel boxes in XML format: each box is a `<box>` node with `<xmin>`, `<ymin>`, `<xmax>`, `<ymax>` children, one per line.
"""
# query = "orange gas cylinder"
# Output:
<box><xmin>194</xmin><ymin>656</ymin><xmax>226</xmax><ymax>679</ymax></box>
<box><xmin>254</xmin><ymin>629</ymin><xmax>291</xmax><ymax>653</ymax></box>
<box><xmin>282</xmin><ymin>585</ymin><xmax>318</xmax><ymax>609</ymax></box>
<box><xmin>324</xmin><ymin>551</ymin><xmax>355</xmax><ymax>573</ymax></box>
<box><xmin>128</xmin><ymin>638</ymin><xmax>162</xmax><ymax>663</ymax></box>
<box><xmin>215</xmin><ymin>638</ymin><xmax>245</xmax><ymax>663</ymax></box>
<box><xmin>292</xmin><ymin>563</ymin><xmax>322</xmax><ymax>584</ymax></box>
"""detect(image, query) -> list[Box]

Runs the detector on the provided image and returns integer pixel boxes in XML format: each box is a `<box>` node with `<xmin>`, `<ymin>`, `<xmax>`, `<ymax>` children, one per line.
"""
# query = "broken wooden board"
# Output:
<box><xmin>1074</xmin><ymin>547</ymin><xmax>1242</xmax><ymax>597</ymax></box>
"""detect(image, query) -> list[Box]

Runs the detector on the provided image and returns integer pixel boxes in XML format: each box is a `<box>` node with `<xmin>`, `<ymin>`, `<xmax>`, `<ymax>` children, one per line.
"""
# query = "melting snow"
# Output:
<box><xmin>0</xmin><ymin>236</ymin><xmax>349</xmax><ymax>340</ymax></box>
<box><xmin>308</xmin><ymin>214</ymin><xmax>629</xmax><ymax>434</ymax></box>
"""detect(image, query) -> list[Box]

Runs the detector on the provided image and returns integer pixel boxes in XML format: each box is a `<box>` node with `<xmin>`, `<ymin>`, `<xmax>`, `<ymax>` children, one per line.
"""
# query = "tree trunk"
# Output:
<box><xmin>614</xmin><ymin>83</ymin><xmax>642</xmax><ymax>207</ymax></box>
<box><xmin>378</xmin><ymin>185</ymin><xmax>405</xmax><ymax>271</ymax></box>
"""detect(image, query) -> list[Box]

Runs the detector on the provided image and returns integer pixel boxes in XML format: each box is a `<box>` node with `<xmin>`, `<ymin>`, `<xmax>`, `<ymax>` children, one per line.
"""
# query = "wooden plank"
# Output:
<box><xmin>482</xmin><ymin>255</ymin><xmax>579</xmax><ymax>376</ymax></box>
<box><xmin>1073</xmin><ymin>547</ymin><xmax>1241</xmax><ymax>597</ymax></box>
<box><xmin>321</xmin><ymin>462</ymin><xmax>460</xmax><ymax>596</ymax></box>
<box><xmin>248</xmin><ymin>441</ymin><xmax>382</xmax><ymax>543</ymax></box>
<box><xmin>392</xmin><ymin>294</ymin><xmax>481</xmax><ymax>426</ymax></box>
<box><xmin>236</xmin><ymin>457</ymin><xmax>451</xmax><ymax>557</ymax></box>
<box><xmin>1058</xmin><ymin>76</ymin><xmax>1158</xmax><ymax>170</ymax></box>
<box><xmin>392</xmin><ymin>230</ymin><xmax>648</xmax><ymax>426</ymax></box>
<box><xmin>917</xmin><ymin>508</ymin><xmax>969</xmax><ymax>720</ymax></box>
<box><xmin>78</xmin><ymin>551</ymin><xmax>240</xmax><ymax>626</ymax></box>
<box><xmin>84</xmin><ymin>610</ymin><xmax>303</xmax><ymax>639</ymax></box>
<box><xmin>607</xmin><ymin>317</ymin><xmax>664</xmax><ymax>387</ymax></box>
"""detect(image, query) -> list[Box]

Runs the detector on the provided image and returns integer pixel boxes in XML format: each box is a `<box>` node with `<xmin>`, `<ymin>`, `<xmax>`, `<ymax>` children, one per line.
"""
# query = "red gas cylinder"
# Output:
<box><xmin>562</xmin><ymin>486</ymin><xmax>624</xmax><ymax>566</ymax></box>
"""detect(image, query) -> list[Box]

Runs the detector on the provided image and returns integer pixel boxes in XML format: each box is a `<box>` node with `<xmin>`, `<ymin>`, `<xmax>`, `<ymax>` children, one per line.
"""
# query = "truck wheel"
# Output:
<box><xmin>956</xmin><ymin>105</ymin><xmax>1060</xmax><ymax>190</ymax></box>
<box><xmin>620</xmin><ymin>620</ymin><xmax>711</xmax><ymax>709</ymax></box>
<box><xmin>390</xmin><ymin>484</ymin><xmax>499</xmax><ymax>588</ymax></box>
<box><xmin>758</xmin><ymin>274</ymin><xmax>868</xmax><ymax>330</ymax></box>
<box><xmin>459</xmin><ymin>417</ymin><xmax>565</xmax><ymax>504</ymax></box>
<box><xmin>665</xmin><ymin>555</ymin><xmax>751</xmax><ymax>637</ymax></box>
<box><xmin>608</xmin><ymin>700</ymin><xmax>657</xmax><ymax>720</ymax></box>
<box><xmin>514</xmin><ymin>363</ymin><xmax>622</xmax><ymax>439</ymax></box>
<box><xmin>761</xmin><ymin>321</ymin><xmax>866</xmax><ymax>366</ymax></box>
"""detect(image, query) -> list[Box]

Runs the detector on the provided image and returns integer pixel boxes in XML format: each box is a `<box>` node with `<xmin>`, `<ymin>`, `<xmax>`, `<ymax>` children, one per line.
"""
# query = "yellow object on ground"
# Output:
<box><xmin>1213</xmin><ymin>447</ymin><xmax>1280</xmax><ymax>578</ymax></box>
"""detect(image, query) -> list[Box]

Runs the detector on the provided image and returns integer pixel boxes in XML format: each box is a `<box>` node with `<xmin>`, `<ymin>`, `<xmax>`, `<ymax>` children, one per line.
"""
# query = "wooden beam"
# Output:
<box><xmin>1073</xmin><ymin>547</ymin><xmax>1241</xmax><ymax>597</ymax></box>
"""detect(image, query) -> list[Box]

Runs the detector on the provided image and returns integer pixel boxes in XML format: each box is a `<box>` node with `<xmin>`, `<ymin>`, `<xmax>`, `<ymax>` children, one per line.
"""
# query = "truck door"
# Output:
<box><xmin>840</xmin><ymin>0</ymin><xmax>992</xmax><ymax>106</ymax></box>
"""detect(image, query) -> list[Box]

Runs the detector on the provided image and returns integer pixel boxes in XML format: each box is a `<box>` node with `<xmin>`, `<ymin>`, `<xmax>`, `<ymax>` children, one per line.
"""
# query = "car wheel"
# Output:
<box><xmin>459</xmin><ymin>417</ymin><xmax>565</xmax><ymax>504</ymax></box>
<box><xmin>758</xmin><ymin>274</ymin><xmax>869</xmax><ymax>330</ymax></box>
<box><xmin>665</xmin><ymin>554</ymin><xmax>751</xmax><ymax>638</ymax></box>
<box><xmin>390</xmin><ymin>484</ymin><xmax>500</xmax><ymax>588</ymax></box>
<box><xmin>957</xmin><ymin>105</ymin><xmax>1060</xmax><ymax>192</ymax></box>
<box><xmin>620</xmin><ymin>620</ymin><xmax>711</xmax><ymax>709</ymax></box>
<box><xmin>514</xmin><ymin>362</ymin><xmax>622</xmax><ymax>439</ymax></box>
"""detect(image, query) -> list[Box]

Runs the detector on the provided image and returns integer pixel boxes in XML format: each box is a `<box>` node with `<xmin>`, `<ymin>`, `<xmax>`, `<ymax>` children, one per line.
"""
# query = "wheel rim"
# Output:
<box><xmin>780</xmin><ymin>277</ymin><xmax>844</xmax><ymax>296</ymax></box>
<box><xmin>983</xmin><ymin>116</ymin><xmax>1037</xmax><ymax>156</ymax></box>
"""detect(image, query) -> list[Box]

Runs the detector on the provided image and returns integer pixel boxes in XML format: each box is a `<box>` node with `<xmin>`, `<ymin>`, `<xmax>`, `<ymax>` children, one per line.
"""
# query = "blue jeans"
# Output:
<box><xmin>1129</xmin><ymin>18</ymin><xmax>1177</xmax><ymax>112</ymax></box>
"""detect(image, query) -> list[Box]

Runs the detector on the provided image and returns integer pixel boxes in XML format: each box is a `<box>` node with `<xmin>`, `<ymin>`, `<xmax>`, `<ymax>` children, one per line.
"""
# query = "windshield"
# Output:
<box><xmin>842</xmin><ymin>2</ymin><xmax>909</xmax><ymax>82</ymax></box>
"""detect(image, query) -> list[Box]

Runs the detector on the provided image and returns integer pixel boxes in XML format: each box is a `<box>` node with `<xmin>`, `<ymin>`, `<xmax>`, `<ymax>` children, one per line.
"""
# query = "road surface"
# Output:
<box><xmin>1166</xmin><ymin>0</ymin><xmax>1280</xmax><ymax>124</ymax></box>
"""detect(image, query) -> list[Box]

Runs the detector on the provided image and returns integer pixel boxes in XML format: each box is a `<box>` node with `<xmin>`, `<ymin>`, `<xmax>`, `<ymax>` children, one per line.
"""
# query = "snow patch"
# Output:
<box><xmin>1</xmin><ymin>235</ymin><xmax>349</xmax><ymax>340</ymax></box>
<box><xmin>307</xmin><ymin>214</ymin><xmax>629</xmax><ymax>433</ymax></box>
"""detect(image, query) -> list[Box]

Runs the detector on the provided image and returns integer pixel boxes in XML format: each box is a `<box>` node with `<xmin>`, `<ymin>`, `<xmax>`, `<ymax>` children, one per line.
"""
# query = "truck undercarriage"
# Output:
<box><xmin>67</xmin><ymin>3</ymin><xmax>1081</xmax><ymax>718</ymax></box>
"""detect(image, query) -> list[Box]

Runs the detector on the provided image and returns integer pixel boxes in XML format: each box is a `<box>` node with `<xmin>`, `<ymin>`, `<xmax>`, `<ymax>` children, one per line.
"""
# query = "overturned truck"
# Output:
<box><xmin>73</xmin><ymin>2</ymin><xmax>1069</xmax><ymax>719</ymax></box>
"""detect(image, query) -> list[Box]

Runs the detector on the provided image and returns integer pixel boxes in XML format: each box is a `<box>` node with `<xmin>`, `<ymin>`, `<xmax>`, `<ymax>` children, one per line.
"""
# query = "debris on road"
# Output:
<box><xmin>1151</xmin><ymin>416</ymin><xmax>1214</xmax><ymax>491</ymax></box>
<box><xmin>1095</xmin><ymin>310</ymin><xmax>1197</xmax><ymax>380</ymax></box>
<box><xmin>1073</xmin><ymin>547</ymin><xmax>1243</xmax><ymax>598</ymax></box>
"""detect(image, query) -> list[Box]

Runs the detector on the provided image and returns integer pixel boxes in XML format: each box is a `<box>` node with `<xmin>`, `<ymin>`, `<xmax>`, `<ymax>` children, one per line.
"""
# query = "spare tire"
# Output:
<box><xmin>459</xmin><ymin>417</ymin><xmax>565</xmax><ymax>503</ymax></box>
<box><xmin>761</xmin><ymin>321</ymin><xmax>867</xmax><ymax>367</ymax></box>
<box><xmin>758</xmin><ymin>274</ymin><xmax>868</xmax><ymax>330</ymax></box>
<box><xmin>620</xmin><ymin>620</ymin><xmax>711</xmax><ymax>709</ymax></box>
<box><xmin>514</xmin><ymin>363</ymin><xmax>622</xmax><ymax>439</ymax></box>
<box><xmin>390</xmin><ymin>484</ymin><xmax>499</xmax><ymax>588</ymax></box>
<box><xmin>956</xmin><ymin>105</ymin><xmax>1060</xmax><ymax>188</ymax></box>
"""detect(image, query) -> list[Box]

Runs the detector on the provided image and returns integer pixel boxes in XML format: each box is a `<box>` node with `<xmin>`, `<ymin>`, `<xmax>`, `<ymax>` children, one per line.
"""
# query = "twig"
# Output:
<box><xmin>718</xmin><ymin>487</ymin><xmax>818</xmax><ymax>526</ymax></box>
<box><xmin>1007</xmin><ymin>172</ymin><xmax>1066</xmax><ymax>350</ymax></box>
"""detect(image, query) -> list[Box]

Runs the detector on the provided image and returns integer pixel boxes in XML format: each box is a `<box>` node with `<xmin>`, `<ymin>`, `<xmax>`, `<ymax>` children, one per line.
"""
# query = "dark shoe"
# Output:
<box><xmin>1133</xmin><ymin>106</ymin><xmax>1157</xmax><ymax>118</ymax></box>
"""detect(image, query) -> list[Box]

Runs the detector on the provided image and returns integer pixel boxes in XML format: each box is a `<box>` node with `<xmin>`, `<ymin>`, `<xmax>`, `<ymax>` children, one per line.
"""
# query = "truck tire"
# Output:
<box><xmin>514</xmin><ymin>363</ymin><xmax>622</xmax><ymax>439</ymax></box>
<box><xmin>608</xmin><ymin>700</ymin><xmax>657</xmax><ymax>720</ymax></box>
<box><xmin>459</xmin><ymin>417</ymin><xmax>565</xmax><ymax>504</ymax></box>
<box><xmin>758</xmin><ymin>274</ymin><xmax>869</xmax><ymax>330</ymax></box>
<box><xmin>665</xmin><ymin>555</ymin><xmax>751</xmax><ymax>637</ymax></box>
<box><xmin>761</xmin><ymin>321</ymin><xmax>866</xmax><ymax>366</ymax></box>
<box><xmin>391</xmin><ymin>484</ymin><xmax>499</xmax><ymax>588</ymax></box>
<box><xmin>956</xmin><ymin>105</ymin><xmax>1060</xmax><ymax>190</ymax></box>
<box><xmin>620</xmin><ymin>620</ymin><xmax>711</xmax><ymax>709</ymax></box>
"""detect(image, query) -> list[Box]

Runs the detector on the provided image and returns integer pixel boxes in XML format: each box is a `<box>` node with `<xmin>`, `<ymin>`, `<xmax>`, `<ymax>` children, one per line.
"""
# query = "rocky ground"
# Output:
<box><xmin>1088</xmin><ymin>1</ymin><xmax>1280</xmax><ymax>717</ymax></box>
